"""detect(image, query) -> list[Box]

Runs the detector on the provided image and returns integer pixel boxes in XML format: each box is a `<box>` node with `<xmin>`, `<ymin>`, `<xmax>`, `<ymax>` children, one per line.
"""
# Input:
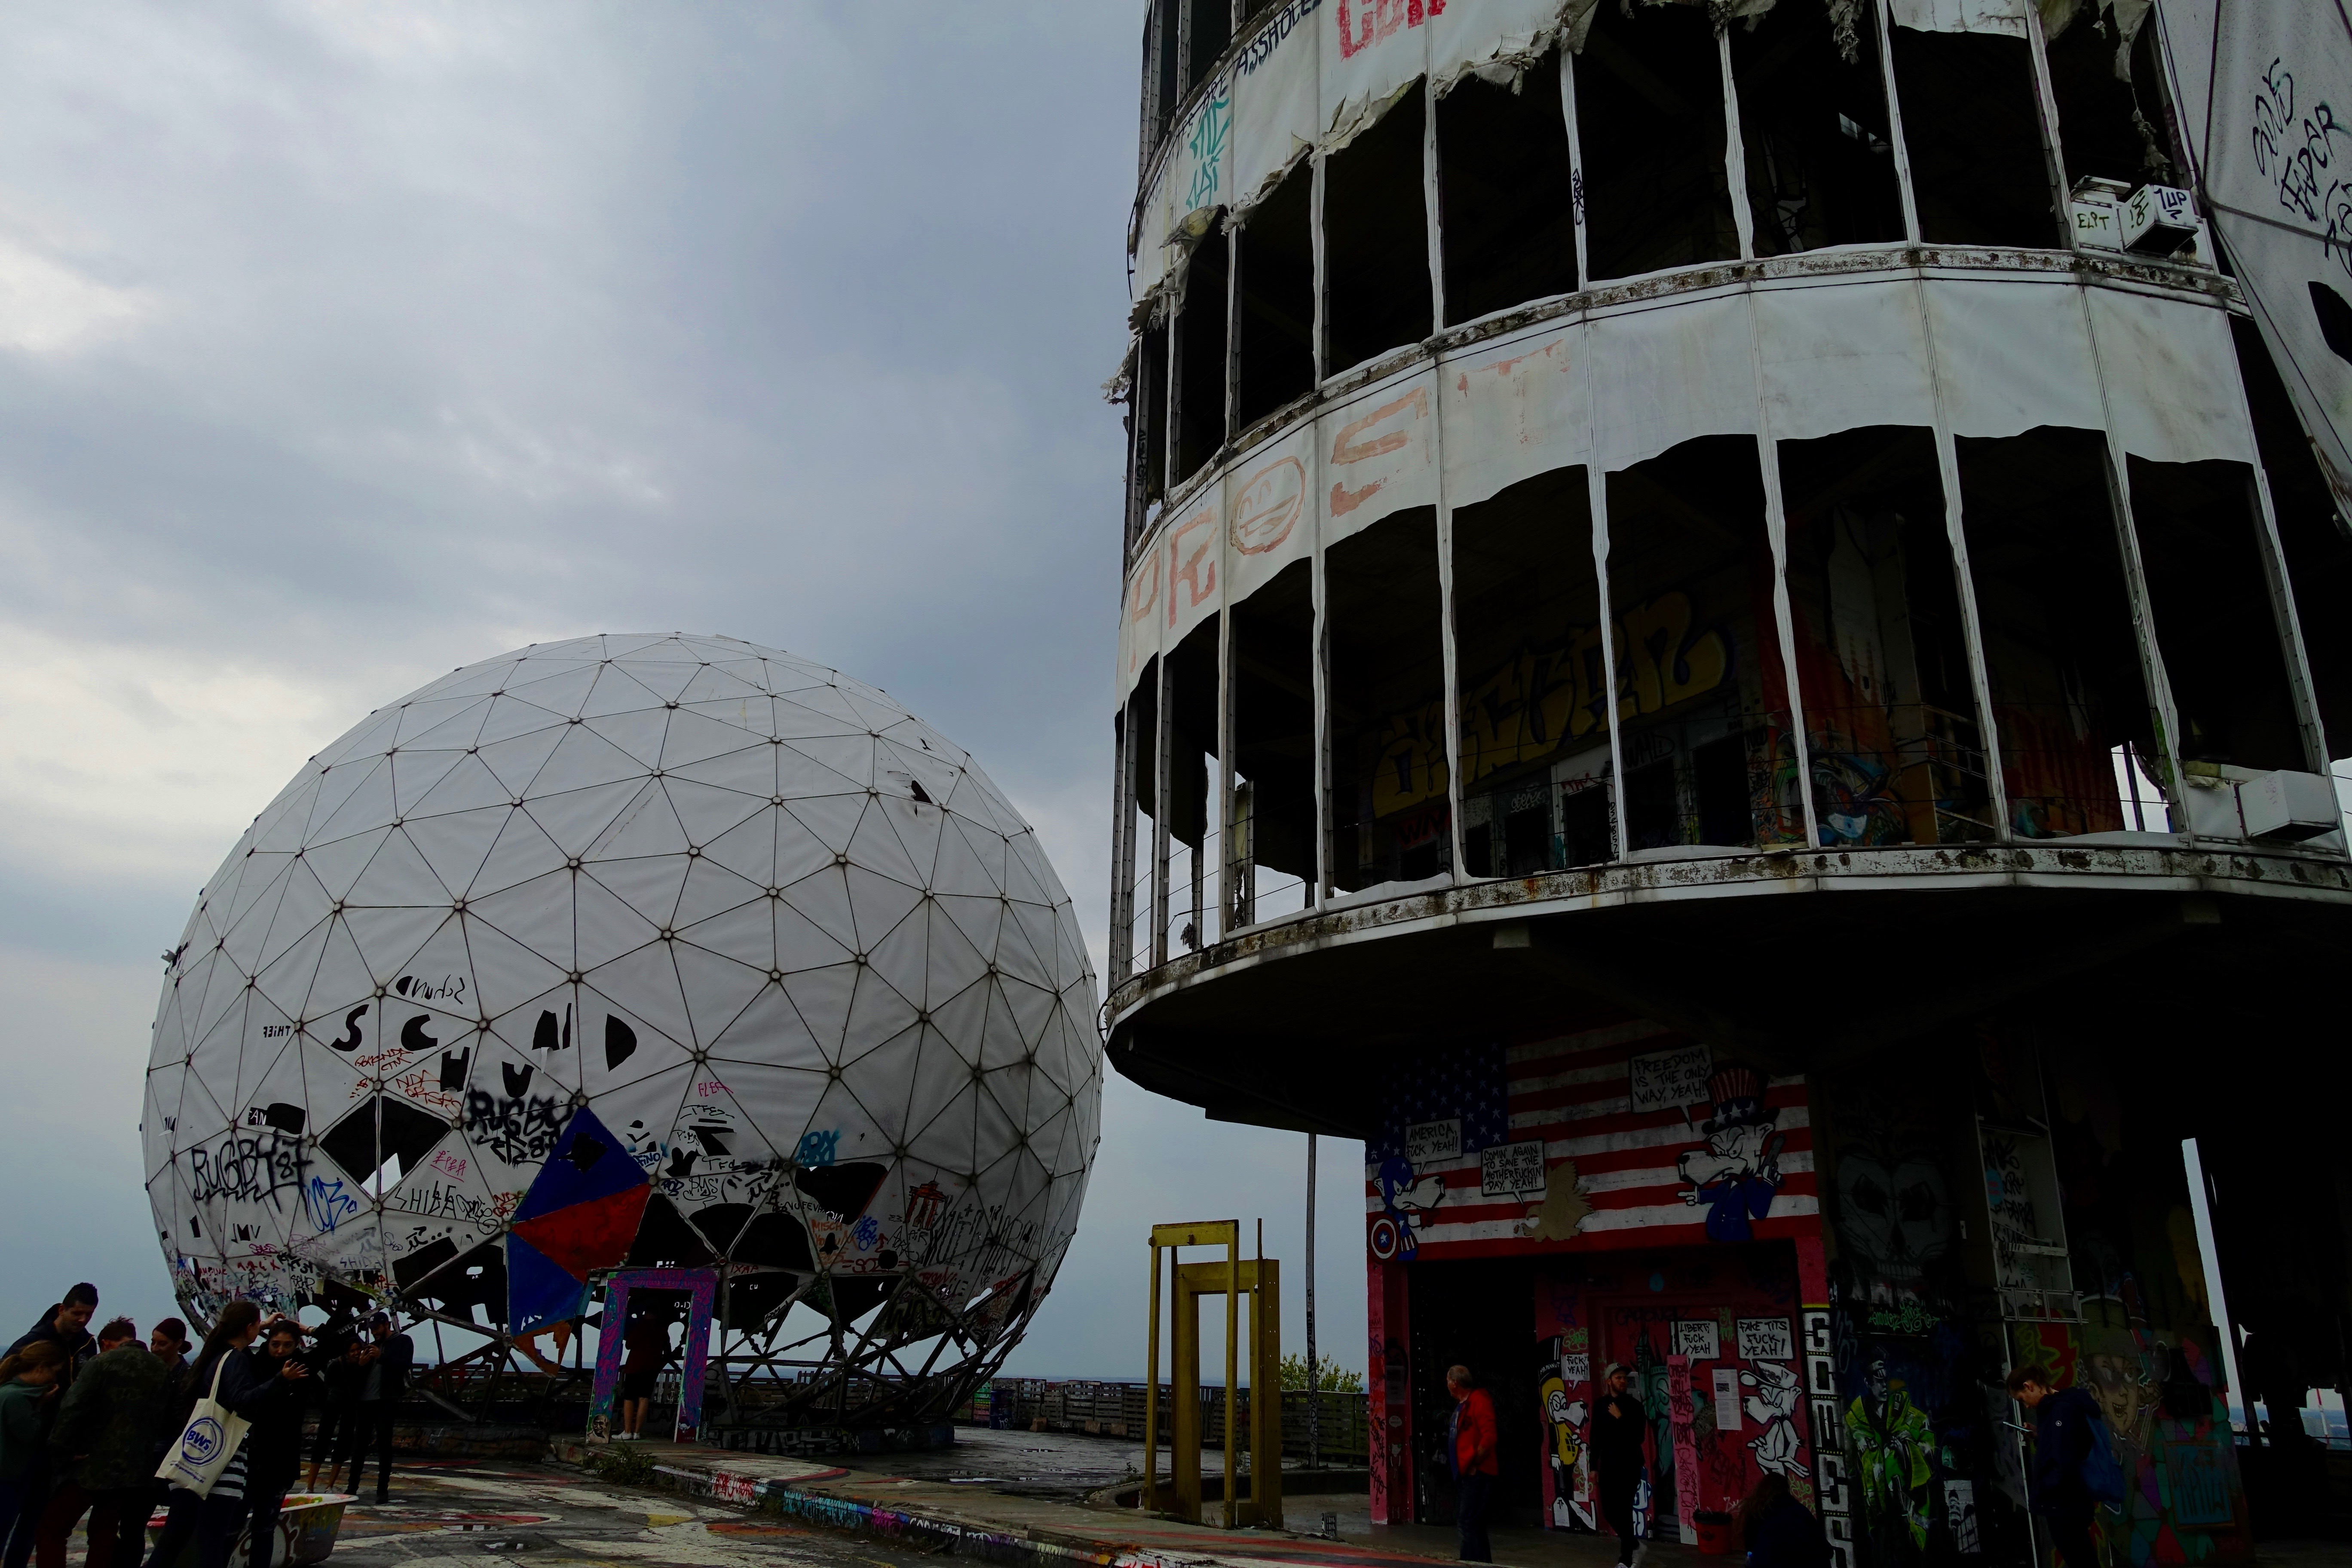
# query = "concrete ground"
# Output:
<box><xmin>51</xmin><ymin>1430</ymin><xmax>2352</xmax><ymax>1568</ymax></box>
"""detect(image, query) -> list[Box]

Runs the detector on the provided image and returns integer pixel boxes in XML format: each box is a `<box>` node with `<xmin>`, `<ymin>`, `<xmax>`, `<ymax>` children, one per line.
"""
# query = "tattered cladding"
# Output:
<box><xmin>146</xmin><ymin>634</ymin><xmax>1102</xmax><ymax>1344</ymax></box>
<box><xmin>1117</xmin><ymin>266</ymin><xmax>2259</xmax><ymax>704</ymax></box>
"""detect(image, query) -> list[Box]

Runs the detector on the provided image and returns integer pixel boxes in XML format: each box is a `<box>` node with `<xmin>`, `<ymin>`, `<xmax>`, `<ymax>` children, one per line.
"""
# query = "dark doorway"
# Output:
<box><xmin>1409</xmin><ymin>1258</ymin><xmax>1542</xmax><ymax>1527</ymax></box>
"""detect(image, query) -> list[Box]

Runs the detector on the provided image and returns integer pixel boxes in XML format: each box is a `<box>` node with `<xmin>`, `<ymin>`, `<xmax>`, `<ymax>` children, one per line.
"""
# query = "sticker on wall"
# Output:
<box><xmin>1673</xmin><ymin>1320</ymin><xmax>1721</xmax><ymax>1361</ymax></box>
<box><xmin>1739</xmin><ymin>1317</ymin><xmax>1795</xmax><ymax>1360</ymax></box>
<box><xmin>1714</xmin><ymin>1367</ymin><xmax>1743</xmax><ymax>1430</ymax></box>
<box><xmin>1406</xmin><ymin>1118</ymin><xmax>1462</xmax><ymax>1164</ymax></box>
<box><xmin>1630</xmin><ymin>1042</ymin><xmax>1713</xmax><ymax>1114</ymax></box>
<box><xmin>1480</xmin><ymin>1139</ymin><xmax>1546</xmax><ymax>1198</ymax></box>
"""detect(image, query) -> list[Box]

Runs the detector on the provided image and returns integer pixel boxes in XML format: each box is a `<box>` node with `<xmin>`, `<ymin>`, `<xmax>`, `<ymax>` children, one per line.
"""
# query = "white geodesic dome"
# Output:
<box><xmin>145</xmin><ymin>634</ymin><xmax>1100</xmax><ymax>1409</ymax></box>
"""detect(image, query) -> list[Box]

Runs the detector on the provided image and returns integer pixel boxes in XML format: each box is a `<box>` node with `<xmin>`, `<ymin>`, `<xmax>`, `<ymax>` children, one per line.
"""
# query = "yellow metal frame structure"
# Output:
<box><xmin>1143</xmin><ymin>1220</ymin><xmax>1282</xmax><ymax>1529</ymax></box>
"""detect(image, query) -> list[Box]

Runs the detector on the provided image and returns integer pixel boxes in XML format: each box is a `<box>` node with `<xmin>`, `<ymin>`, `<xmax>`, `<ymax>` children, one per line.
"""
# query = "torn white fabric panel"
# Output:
<box><xmin>1230</xmin><ymin>0</ymin><xmax>1322</xmax><ymax>216</ymax></box>
<box><xmin>1321</xmin><ymin>1</ymin><xmax>1433</xmax><ymax>149</ymax></box>
<box><xmin>1919</xmin><ymin>277</ymin><xmax>2106</xmax><ymax>438</ymax></box>
<box><xmin>2154</xmin><ymin>0</ymin><xmax>2215</xmax><ymax>167</ymax></box>
<box><xmin>1226</xmin><ymin>420</ymin><xmax>1320</xmax><ymax>607</ymax></box>
<box><xmin>1320</xmin><ymin>364</ymin><xmax>1443</xmax><ymax>545</ymax></box>
<box><xmin>1133</xmin><ymin>156</ymin><xmax>1176</xmax><ymax>300</ymax></box>
<box><xmin>1119</xmin><ymin>545</ymin><xmax>1166</xmax><ymax>701</ymax></box>
<box><xmin>1160</xmin><ymin>484</ymin><xmax>1228</xmax><ymax>650</ymax></box>
<box><xmin>1889</xmin><ymin>0</ymin><xmax>2027</xmax><ymax>35</ymax></box>
<box><xmin>1426</xmin><ymin>0</ymin><xmax>1577</xmax><ymax>96</ymax></box>
<box><xmin>1591</xmin><ymin>291</ymin><xmax>1761</xmax><ymax>470</ymax></box>
<box><xmin>2084</xmin><ymin>286</ymin><xmax>2257</xmax><ymax>463</ymax></box>
<box><xmin>1751</xmin><ymin>279</ymin><xmax>1938</xmax><ymax>440</ymax></box>
<box><xmin>2196</xmin><ymin>1</ymin><xmax>2352</xmax><ymax>507</ymax></box>
<box><xmin>1440</xmin><ymin>326</ymin><xmax>1593</xmax><ymax>508</ymax></box>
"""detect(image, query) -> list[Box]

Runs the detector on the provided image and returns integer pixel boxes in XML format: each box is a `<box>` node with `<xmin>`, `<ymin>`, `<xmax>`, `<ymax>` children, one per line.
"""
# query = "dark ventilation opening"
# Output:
<box><xmin>1955</xmin><ymin>428</ymin><xmax>2163</xmax><ymax>838</ymax></box>
<box><xmin>1173</xmin><ymin>229</ymin><xmax>1231</xmax><ymax>485</ymax></box>
<box><xmin>1437</xmin><ymin>48</ymin><xmax>1577</xmax><ymax>323</ymax></box>
<box><xmin>1888</xmin><ymin>27</ymin><xmax>2056</xmax><ymax>246</ymax></box>
<box><xmin>627</xmin><ymin>1193</ymin><xmax>716</xmax><ymax>1268</ymax></box>
<box><xmin>1779</xmin><ymin>425</ymin><xmax>1994</xmax><ymax>846</ymax></box>
<box><xmin>1449</xmin><ymin>467</ymin><xmax>1611</xmax><ymax>879</ymax></box>
<box><xmin>395</xmin><ymin>1237</ymin><xmax>507</xmax><ymax>1325</ymax></box>
<box><xmin>1323</xmin><ymin>88</ymin><xmax>1433</xmax><ymax>375</ymax></box>
<box><xmin>1231</xmin><ymin>559</ymin><xmax>1318</xmax><ymax>924</ymax></box>
<box><xmin>1574</xmin><ymin>2</ymin><xmax>1738</xmax><ymax>282</ymax></box>
<box><xmin>2234</xmin><ymin>317</ymin><xmax>2352</xmax><ymax>759</ymax></box>
<box><xmin>1161</xmin><ymin>616</ymin><xmax>1221</xmax><ymax>949</ymax></box>
<box><xmin>1328</xmin><ymin>507</ymin><xmax>1448</xmax><ymax>889</ymax></box>
<box><xmin>1184</xmin><ymin>0</ymin><xmax>1232</xmax><ymax>95</ymax></box>
<box><xmin>1234</xmin><ymin>162</ymin><xmax>1317</xmax><ymax>430</ymax></box>
<box><xmin>1138</xmin><ymin>320</ymin><xmax>1171</xmax><ymax>519</ymax></box>
<box><xmin>2043</xmin><ymin>11</ymin><xmax>2175</xmax><ymax>191</ymax></box>
<box><xmin>1730</xmin><ymin>0</ymin><xmax>1905</xmax><ymax>254</ymax></box>
<box><xmin>1605</xmin><ymin>436</ymin><xmax>1804</xmax><ymax>851</ymax></box>
<box><xmin>2126</xmin><ymin>456</ymin><xmax>2306</xmax><ymax>774</ymax></box>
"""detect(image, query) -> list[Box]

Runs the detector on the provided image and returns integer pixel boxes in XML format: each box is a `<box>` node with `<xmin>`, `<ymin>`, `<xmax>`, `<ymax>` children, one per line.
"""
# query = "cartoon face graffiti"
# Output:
<box><xmin>1740</xmin><ymin>1360</ymin><xmax>1810</xmax><ymax>1478</ymax></box>
<box><xmin>1677</xmin><ymin>1067</ymin><xmax>1784</xmax><ymax>1242</ymax></box>
<box><xmin>1371</xmin><ymin>1154</ymin><xmax>1446</xmax><ymax>1261</ymax></box>
<box><xmin>1834</xmin><ymin>1153</ymin><xmax>1953</xmax><ymax>1284</ymax></box>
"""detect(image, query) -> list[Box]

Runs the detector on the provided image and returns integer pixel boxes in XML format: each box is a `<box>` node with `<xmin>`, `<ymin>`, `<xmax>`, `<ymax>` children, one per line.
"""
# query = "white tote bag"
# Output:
<box><xmin>156</xmin><ymin>1354</ymin><xmax>251</xmax><ymax>1497</ymax></box>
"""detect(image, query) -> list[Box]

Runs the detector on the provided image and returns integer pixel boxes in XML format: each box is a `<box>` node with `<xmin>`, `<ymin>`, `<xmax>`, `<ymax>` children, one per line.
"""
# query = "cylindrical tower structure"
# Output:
<box><xmin>1109</xmin><ymin>1</ymin><xmax>2352</xmax><ymax>1559</ymax></box>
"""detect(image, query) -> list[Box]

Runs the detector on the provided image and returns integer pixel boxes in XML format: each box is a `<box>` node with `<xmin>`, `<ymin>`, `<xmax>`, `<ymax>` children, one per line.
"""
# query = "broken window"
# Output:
<box><xmin>2126</xmin><ymin>456</ymin><xmax>2307</xmax><ymax>775</ymax></box>
<box><xmin>1323</xmin><ymin>88</ymin><xmax>1433</xmax><ymax>376</ymax></box>
<box><xmin>1452</xmin><ymin>468</ymin><xmax>1613</xmax><ymax>878</ymax></box>
<box><xmin>1954</xmin><ymin>428</ymin><xmax>2165</xmax><ymax>837</ymax></box>
<box><xmin>1779</xmin><ymin>427</ymin><xmax>1993</xmax><ymax>846</ymax></box>
<box><xmin>1234</xmin><ymin>162</ymin><xmax>1317</xmax><ymax>431</ymax></box>
<box><xmin>1605</xmin><ymin>437</ymin><xmax>1805</xmax><ymax>851</ymax></box>
<box><xmin>1327</xmin><ymin>508</ymin><xmax>1450</xmax><ymax>889</ymax></box>
<box><xmin>1887</xmin><ymin>25</ymin><xmax>2057</xmax><ymax>246</ymax></box>
<box><xmin>1230</xmin><ymin>561</ymin><xmax>1318</xmax><ymax>925</ymax></box>
<box><xmin>2041</xmin><ymin>5</ymin><xmax>2176</xmax><ymax>193</ymax></box>
<box><xmin>1121</xmin><ymin>665</ymin><xmax>1160</xmax><ymax>974</ymax></box>
<box><xmin>1150</xmin><ymin>620</ymin><xmax>1222</xmax><ymax>953</ymax></box>
<box><xmin>1437</xmin><ymin>48</ymin><xmax>1577</xmax><ymax>324</ymax></box>
<box><xmin>1173</xmin><ymin>229</ymin><xmax>1231</xmax><ymax>485</ymax></box>
<box><xmin>1183</xmin><ymin>0</ymin><xmax>1233</xmax><ymax>97</ymax></box>
<box><xmin>1730</xmin><ymin>1</ymin><xmax>1906</xmax><ymax>255</ymax></box>
<box><xmin>1136</xmin><ymin>318</ymin><xmax>1170</xmax><ymax>525</ymax></box>
<box><xmin>1142</xmin><ymin>0</ymin><xmax>1180</xmax><ymax>168</ymax></box>
<box><xmin>2236</xmin><ymin>318</ymin><xmax>2352</xmax><ymax>763</ymax></box>
<box><xmin>1574</xmin><ymin>2</ymin><xmax>1738</xmax><ymax>282</ymax></box>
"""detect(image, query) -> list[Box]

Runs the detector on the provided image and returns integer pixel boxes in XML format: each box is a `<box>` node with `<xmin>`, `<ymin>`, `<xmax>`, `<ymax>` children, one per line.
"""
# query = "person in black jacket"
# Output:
<box><xmin>2009</xmin><ymin>1364</ymin><xmax>2101</xmax><ymax>1568</ymax></box>
<box><xmin>345</xmin><ymin>1314</ymin><xmax>412</xmax><ymax>1505</ymax></box>
<box><xmin>303</xmin><ymin>1338</ymin><xmax>368</xmax><ymax>1495</ymax></box>
<box><xmin>241</xmin><ymin>1321</ymin><xmax>315</xmax><ymax>1568</ymax></box>
<box><xmin>3</xmin><ymin>1287</ymin><xmax>97</xmax><ymax>1568</ymax></box>
<box><xmin>1735</xmin><ymin>1472</ymin><xmax>1830</xmax><ymax>1568</ymax></box>
<box><xmin>1589</xmin><ymin>1363</ymin><xmax>1651</xmax><ymax>1568</ymax></box>
<box><xmin>143</xmin><ymin>1303</ymin><xmax>308</xmax><ymax>1568</ymax></box>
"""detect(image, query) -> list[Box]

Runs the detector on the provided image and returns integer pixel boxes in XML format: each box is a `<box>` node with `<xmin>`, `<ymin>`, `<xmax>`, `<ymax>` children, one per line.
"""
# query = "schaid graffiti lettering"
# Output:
<box><xmin>186</xmin><ymin>1128</ymin><xmax>309</xmax><ymax>1209</ymax></box>
<box><xmin>1336</xmin><ymin>0</ymin><xmax>1444</xmax><ymax>59</ymax></box>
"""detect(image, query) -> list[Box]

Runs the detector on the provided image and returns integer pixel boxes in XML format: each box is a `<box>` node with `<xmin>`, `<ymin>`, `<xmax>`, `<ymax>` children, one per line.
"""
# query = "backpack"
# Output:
<box><xmin>2077</xmin><ymin>1411</ymin><xmax>2128</xmax><ymax>1507</ymax></box>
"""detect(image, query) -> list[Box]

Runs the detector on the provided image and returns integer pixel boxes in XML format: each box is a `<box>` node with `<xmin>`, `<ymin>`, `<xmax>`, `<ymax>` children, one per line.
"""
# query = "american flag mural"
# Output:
<box><xmin>1365</xmin><ymin>1013</ymin><xmax>1819</xmax><ymax>1259</ymax></box>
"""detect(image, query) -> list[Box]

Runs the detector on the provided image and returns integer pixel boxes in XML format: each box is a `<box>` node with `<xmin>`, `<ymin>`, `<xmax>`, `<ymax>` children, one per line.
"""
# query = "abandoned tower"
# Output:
<box><xmin>1106</xmin><ymin>0</ymin><xmax>2352</xmax><ymax>1563</ymax></box>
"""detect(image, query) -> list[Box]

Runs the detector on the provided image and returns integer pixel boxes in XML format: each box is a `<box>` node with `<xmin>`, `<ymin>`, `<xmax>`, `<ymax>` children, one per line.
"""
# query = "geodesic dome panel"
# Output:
<box><xmin>145</xmin><ymin>634</ymin><xmax>1101</xmax><ymax>1386</ymax></box>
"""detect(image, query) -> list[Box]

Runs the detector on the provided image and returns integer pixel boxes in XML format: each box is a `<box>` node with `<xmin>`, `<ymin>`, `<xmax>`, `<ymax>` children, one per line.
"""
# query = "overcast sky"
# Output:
<box><xmin>0</xmin><ymin>3</ymin><xmax>1365</xmax><ymax>1381</ymax></box>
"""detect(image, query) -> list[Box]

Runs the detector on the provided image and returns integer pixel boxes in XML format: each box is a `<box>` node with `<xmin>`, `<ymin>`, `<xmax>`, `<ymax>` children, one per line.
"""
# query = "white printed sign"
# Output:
<box><xmin>1562</xmin><ymin>1353</ymin><xmax>1591</xmax><ymax>1384</ymax></box>
<box><xmin>1406</xmin><ymin>1119</ymin><xmax>1461</xmax><ymax>1165</ymax></box>
<box><xmin>1629</xmin><ymin>1043</ymin><xmax>1713</xmax><ymax>1114</ymax></box>
<box><xmin>1672</xmin><ymin>1320</ymin><xmax>1721</xmax><ymax>1361</ymax></box>
<box><xmin>1481</xmin><ymin>1139</ymin><xmax>1547</xmax><ymax>1197</ymax></box>
<box><xmin>1714</xmin><ymin>1367</ymin><xmax>1742</xmax><ymax>1430</ymax></box>
<box><xmin>1738</xmin><ymin>1318</ymin><xmax>1795</xmax><ymax>1362</ymax></box>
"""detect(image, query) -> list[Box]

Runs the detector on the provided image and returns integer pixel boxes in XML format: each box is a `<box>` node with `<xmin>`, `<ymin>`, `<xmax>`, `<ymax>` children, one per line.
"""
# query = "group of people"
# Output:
<box><xmin>1441</xmin><ymin>1358</ymin><xmax>2118</xmax><ymax>1568</ymax></box>
<box><xmin>0</xmin><ymin>1284</ymin><xmax>415</xmax><ymax>1568</ymax></box>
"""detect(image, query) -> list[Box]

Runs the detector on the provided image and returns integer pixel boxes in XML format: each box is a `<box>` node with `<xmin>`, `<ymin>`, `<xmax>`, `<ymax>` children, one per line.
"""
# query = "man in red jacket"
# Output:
<box><xmin>1446</xmin><ymin>1365</ymin><xmax>1499</xmax><ymax>1563</ymax></box>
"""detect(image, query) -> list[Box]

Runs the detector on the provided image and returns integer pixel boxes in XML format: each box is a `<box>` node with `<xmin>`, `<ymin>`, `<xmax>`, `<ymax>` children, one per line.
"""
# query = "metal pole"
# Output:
<box><xmin>1306</xmin><ymin>1133</ymin><xmax>1320</xmax><ymax>1472</ymax></box>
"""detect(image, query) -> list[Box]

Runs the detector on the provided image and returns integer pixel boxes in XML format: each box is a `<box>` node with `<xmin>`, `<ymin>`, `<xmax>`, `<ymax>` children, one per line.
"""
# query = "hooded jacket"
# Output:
<box><xmin>50</xmin><ymin>1342</ymin><xmax>176</xmax><ymax>1491</ymax></box>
